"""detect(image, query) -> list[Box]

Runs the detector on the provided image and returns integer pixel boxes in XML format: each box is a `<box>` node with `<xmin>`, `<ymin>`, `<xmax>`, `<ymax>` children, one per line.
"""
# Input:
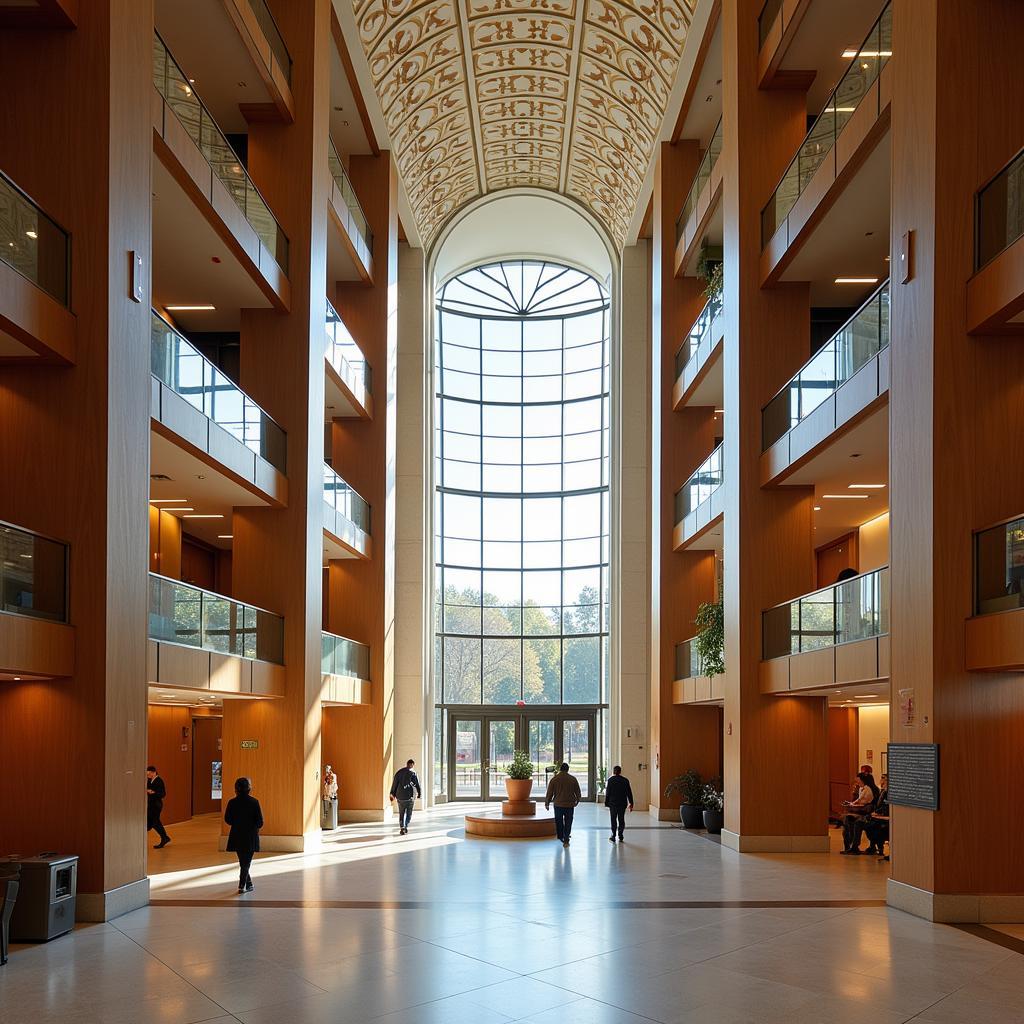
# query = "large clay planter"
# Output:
<box><xmin>505</xmin><ymin>778</ymin><xmax>532</xmax><ymax>802</ymax></box>
<box><xmin>679</xmin><ymin>804</ymin><xmax>704</xmax><ymax>829</ymax></box>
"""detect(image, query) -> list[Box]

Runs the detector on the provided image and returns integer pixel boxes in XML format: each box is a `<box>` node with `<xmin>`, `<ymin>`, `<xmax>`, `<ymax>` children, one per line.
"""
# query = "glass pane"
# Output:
<box><xmin>528</xmin><ymin>719</ymin><xmax>556</xmax><ymax>797</ymax></box>
<box><xmin>563</xmin><ymin>636</ymin><xmax>599</xmax><ymax>703</ymax></box>
<box><xmin>488</xmin><ymin>719</ymin><xmax>516</xmax><ymax>796</ymax></box>
<box><xmin>563</xmin><ymin>719</ymin><xmax>590</xmax><ymax>799</ymax></box>
<box><xmin>454</xmin><ymin>719</ymin><xmax>482</xmax><ymax>798</ymax></box>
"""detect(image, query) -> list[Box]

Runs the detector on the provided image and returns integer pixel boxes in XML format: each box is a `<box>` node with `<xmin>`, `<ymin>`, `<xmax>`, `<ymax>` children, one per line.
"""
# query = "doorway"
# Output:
<box><xmin>191</xmin><ymin>716</ymin><xmax>222</xmax><ymax>815</ymax></box>
<box><xmin>447</xmin><ymin>709</ymin><xmax>595</xmax><ymax>802</ymax></box>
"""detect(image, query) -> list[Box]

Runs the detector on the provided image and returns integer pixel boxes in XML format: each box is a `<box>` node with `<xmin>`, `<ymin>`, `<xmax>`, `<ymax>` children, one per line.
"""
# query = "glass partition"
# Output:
<box><xmin>676</xmin><ymin>118</ymin><xmax>723</xmax><ymax>242</ymax></box>
<box><xmin>976</xmin><ymin>149</ymin><xmax>1024</xmax><ymax>269</ymax></box>
<box><xmin>152</xmin><ymin>33</ymin><xmax>289</xmax><ymax>274</ymax></box>
<box><xmin>246</xmin><ymin>0</ymin><xmax>291</xmax><ymax>83</ymax></box>
<box><xmin>762</xmin><ymin>567</ymin><xmax>889</xmax><ymax>659</ymax></box>
<box><xmin>0</xmin><ymin>169</ymin><xmax>70</xmax><ymax>305</ymax></box>
<box><xmin>328</xmin><ymin>138</ymin><xmax>373</xmax><ymax>256</ymax></box>
<box><xmin>325</xmin><ymin>297</ymin><xmax>372</xmax><ymax>394</ymax></box>
<box><xmin>0</xmin><ymin>522</ymin><xmax>68</xmax><ymax>622</ymax></box>
<box><xmin>674</xmin><ymin>638</ymin><xmax>702</xmax><ymax>680</ymax></box>
<box><xmin>322</xmin><ymin>631</ymin><xmax>370</xmax><ymax>680</ymax></box>
<box><xmin>762</xmin><ymin>281</ymin><xmax>889</xmax><ymax>450</ymax></box>
<box><xmin>975</xmin><ymin>516</ymin><xmax>1024</xmax><ymax>615</ymax></box>
<box><xmin>148</xmin><ymin>573</ymin><xmax>284</xmax><ymax>663</ymax></box>
<box><xmin>761</xmin><ymin>1</ymin><xmax>891</xmax><ymax>246</ymax></box>
<box><xmin>151</xmin><ymin>312</ymin><xmax>287</xmax><ymax>473</ymax></box>
<box><xmin>323</xmin><ymin>463</ymin><xmax>371</xmax><ymax>533</ymax></box>
<box><xmin>675</xmin><ymin>294</ymin><xmax>723</xmax><ymax>380</ymax></box>
<box><xmin>675</xmin><ymin>443</ymin><xmax>724</xmax><ymax>525</ymax></box>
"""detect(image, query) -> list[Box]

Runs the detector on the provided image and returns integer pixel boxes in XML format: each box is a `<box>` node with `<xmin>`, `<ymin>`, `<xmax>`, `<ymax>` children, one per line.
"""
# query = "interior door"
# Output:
<box><xmin>191</xmin><ymin>717</ymin><xmax>222</xmax><ymax>815</ymax></box>
<box><xmin>527</xmin><ymin>718</ymin><xmax>556</xmax><ymax>798</ymax></box>
<box><xmin>486</xmin><ymin>718</ymin><xmax>516</xmax><ymax>800</ymax></box>
<box><xmin>451</xmin><ymin>717</ymin><xmax>483</xmax><ymax>799</ymax></box>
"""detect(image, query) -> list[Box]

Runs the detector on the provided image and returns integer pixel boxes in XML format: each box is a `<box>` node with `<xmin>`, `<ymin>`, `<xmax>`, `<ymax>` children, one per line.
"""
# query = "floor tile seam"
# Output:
<box><xmin>951</xmin><ymin>923</ymin><xmax>1024</xmax><ymax>959</ymax></box>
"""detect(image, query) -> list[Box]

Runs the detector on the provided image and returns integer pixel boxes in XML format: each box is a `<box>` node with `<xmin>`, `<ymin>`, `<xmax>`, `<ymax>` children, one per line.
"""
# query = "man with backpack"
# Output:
<box><xmin>389</xmin><ymin>759</ymin><xmax>421</xmax><ymax>835</ymax></box>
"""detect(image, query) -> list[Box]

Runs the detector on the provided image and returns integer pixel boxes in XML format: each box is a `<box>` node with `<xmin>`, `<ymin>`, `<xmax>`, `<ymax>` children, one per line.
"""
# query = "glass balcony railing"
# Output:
<box><xmin>322</xmin><ymin>630</ymin><xmax>370</xmax><ymax>680</ymax></box>
<box><xmin>328</xmin><ymin>137</ymin><xmax>373</xmax><ymax>258</ymax></box>
<box><xmin>675</xmin><ymin>294</ymin><xmax>723</xmax><ymax>380</ymax></box>
<box><xmin>762</xmin><ymin>567</ymin><xmax>889</xmax><ymax>660</ymax></box>
<box><xmin>975</xmin><ymin>516</ymin><xmax>1024</xmax><ymax>615</ymax></box>
<box><xmin>676</xmin><ymin>117</ymin><xmax>723</xmax><ymax>242</ymax></box>
<box><xmin>246</xmin><ymin>0</ymin><xmax>291</xmax><ymax>84</ymax></box>
<box><xmin>762</xmin><ymin>281</ymin><xmax>889</xmax><ymax>451</ymax></box>
<box><xmin>0</xmin><ymin>169</ymin><xmax>70</xmax><ymax>305</ymax></box>
<box><xmin>323</xmin><ymin>463</ymin><xmax>371</xmax><ymax>534</ymax></box>
<box><xmin>757</xmin><ymin>0</ymin><xmax>784</xmax><ymax>48</ymax></box>
<box><xmin>761</xmin><ymin>1</ymin><xmax>892</xmax><ymax>247</ymax></box>
<box><xmin>0</xmin><ymin>522</ymin><xmax>68</xmax><ymax>623</ymax></box>
<box><xmin>674</xmin><ymin>443</ymin><xmax>724</xmax><ymax>525</ymax></box>
<box><xmin>976</xmin><ymin>149</ymin><xmax>1024</xmax><ymax>270</ymax></box>
<box><xmin>325</xmin><ymin>298</ymin><xmax>372</xmax><ymax>395</ymax></box>
<box><xmin>148</xmin><ymin>573</ymin><xmax>284</xmax><ymax>663</ymax></box>
<box><xmin>152</xmin><ymin>32</ymin><xmax>289</xmax><ymax>274</ymax></box>
<box><xmin>674</xmin><ymin>637</ymin><xmax>702</xmax><ymax>680</ymax></box>
<box><xmin>151</xmin><ymin>312</ymin><xmax>287</xmax><ymax>473</ymax></box>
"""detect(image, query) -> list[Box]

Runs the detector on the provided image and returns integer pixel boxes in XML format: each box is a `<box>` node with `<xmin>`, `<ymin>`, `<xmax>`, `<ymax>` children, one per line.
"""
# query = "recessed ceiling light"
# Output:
<box><xmin>217</xmin><ymin>534</ymin><xmax>234</xmax><ymax>539</ymax></box>
<box><xmin>822</xmin><ymin>494</ymin><xmax>868</xmax><ymax>499</ymax></box>
<box><xmin>14</xmin><ymin>677</ymin><xmax>21</xmax><ymax>681</ymax></box>
<box><xmin>842</xmin><ymin>49</ymin><xmax>892</xmax><ymax>58</ymax></box>
<box><xmin>150</xmin><ymin>498</ymin><xmax>189</xmax><ymax>504</ymax></box>
<box><xmin>834</xmin><ymin>277</ymin><xmax>879</xmax><ymax>285</ymax></box>
<box><xmin>813</xmin><ymin>505</ymin><xmax>822</xmax><ymax>511</ymax></box>
<box><xmin>854</xmin><ymin>695</ymin><xmax>876</xmax><ymax>699</ymax></box>
<box><xmin>182</xmin><ymin>514</ymin><xmax>224</xmax><ymax>519</ymax></box>
<box><xmin>165</xmin><ymin>304</ymin><xmax>216</xmax><ymax>311</ymax></box>
<box><xmin>848</xmin><ymin>483</ymin><xmax>885</xmax><ymax>489</ymax></box>
<box><xmin>25</xmin><ymin>230</ymin><xmax>38</xmax><ymax>239</ymax></box>
<box><xmin>167</xmin><ymin>507</ymin><xmax>195</xmax><ymax>513</ymax></box>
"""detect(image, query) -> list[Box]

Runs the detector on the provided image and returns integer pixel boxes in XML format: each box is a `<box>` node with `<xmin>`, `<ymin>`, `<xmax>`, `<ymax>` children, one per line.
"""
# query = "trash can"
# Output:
<box><xmin>321</xmin><ymin>797</ymin><xmax>338</xmax><ymax>830</ymax></box>
<box><xmin>8</xmin><ymin>855</ymin><xmax>77</xmax><ymax>943</ymax></box>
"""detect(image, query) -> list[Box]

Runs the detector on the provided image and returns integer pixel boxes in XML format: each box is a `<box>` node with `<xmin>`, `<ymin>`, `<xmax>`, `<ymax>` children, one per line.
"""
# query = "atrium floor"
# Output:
<box><xmin>2</xmin><ymin>804</ymin><xmax>1022</xmax><ymax>1023</ymax></box>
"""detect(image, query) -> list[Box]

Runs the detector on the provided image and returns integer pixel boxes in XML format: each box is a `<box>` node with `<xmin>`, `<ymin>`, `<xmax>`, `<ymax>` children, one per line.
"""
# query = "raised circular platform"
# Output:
<box><xmin>501</xmin><ymin>799</ymin><xmax>536</xmax><ymax>816</ymax></box>
<box><xmin>465</xmin><ymin>808</ymin><xmax>557</xmax><ymax>838</ymax></box>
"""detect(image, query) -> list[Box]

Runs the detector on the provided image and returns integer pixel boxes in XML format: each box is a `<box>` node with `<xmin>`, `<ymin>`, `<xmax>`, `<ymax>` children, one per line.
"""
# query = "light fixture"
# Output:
<box><xmin>714</xmin><ymin>408</ymin><xmax>725</xmax><ymax>414</ymax></box>
<box><xmin>166</xmin><ymin>507</ymin><xmax>195</xmax><ymax>513</ymax></box>
<box><xmin>19</xmin><ymin>553</ymin><xmax>32</xmax><ymax>559</ymax></box>
<box><xmin>854</xmin><ymin>695</ymin><xmax>875</xmax><ymax>699</ymax></box>
<box><xmin>165</xmin><ymin>304</ymin><xmax>215</xmax><ymax>311</ymax></box>
<box><xmin>217</xmin><ymin>534</ymin><xmax>234</xmax><ymax>539</ymax></box>
<box><xmin>848</xmin><ymin>483</ymin><xmax>885</xmax><ymax>489</ymax></box>
<box><xmin>150</xmin><ymin>498</ymin><xmax>189</xmax><ymax>504</ymax></box>
<box><xmin>813</xmin><ymin>505</ymin><xmax>822</xmax><ymax>511</ymax></box>
<box><xmin>25</xmin><ymin>230</ymin><xmax>37</xmax><ymax>239</ymax></box>
<box><xmin>182</xmin><ymin>514</ymin><xmax>224</xmax><ymax>519</ymax></box>
<box><xmin>822</xmin><ymin>494</ymin><xmax>868</xmax><ymax>499</ymax></box>
<box><xmin>834</xmin><ymin>277</ymin><xmax>879</xmax><ymax>285</ymax></box>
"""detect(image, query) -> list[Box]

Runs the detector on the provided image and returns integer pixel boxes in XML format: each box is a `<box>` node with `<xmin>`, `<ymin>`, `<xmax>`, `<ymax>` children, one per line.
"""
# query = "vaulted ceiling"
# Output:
<box><xmin>352</xmin><ymin>0</ymin><xmax>697</xmax><ymax>249</ymax></box>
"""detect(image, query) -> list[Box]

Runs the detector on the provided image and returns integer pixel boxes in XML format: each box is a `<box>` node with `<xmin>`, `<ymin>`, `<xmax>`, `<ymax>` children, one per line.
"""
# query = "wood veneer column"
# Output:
<box><xmin>649</xmin><ymin>142</ymin><xmax>723</xmax><ymax>818</ymax></box>
<box><xmin>720</xmin><ymin>0</ymin><xmax>823</xmax><ymax>851</ymax></box>
<box><xmin>0</xmin><ymin>0</ymin><xmax>152</xmax><ymax>918</ymax></box>
<box><xmin>323</xmin><ymin>152</ymin><xmax>399</xmax><ymax>819</ymax></box>
<box><xmin>887</xmin><ymin>0</ymin><xmax>1024</xmax><ymax>920</ymax></box>
<box><xmin>224</xmin><ymin>0</ymin><xmax>331</xmax><ymax>847</ymax></box>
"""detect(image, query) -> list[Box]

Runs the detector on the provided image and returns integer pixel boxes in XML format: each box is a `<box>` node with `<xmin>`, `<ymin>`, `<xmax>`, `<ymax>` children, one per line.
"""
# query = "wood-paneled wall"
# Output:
<box><xmin>147</xmin><ymin>705</ymin><xmax>193</xmax><ymax>825</ymax></box>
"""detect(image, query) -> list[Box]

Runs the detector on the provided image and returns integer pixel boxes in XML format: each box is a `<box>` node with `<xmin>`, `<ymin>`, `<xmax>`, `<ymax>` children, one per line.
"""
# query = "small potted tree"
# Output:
<box><xmin>504</xmin><ymin>749</ymin><xmax>534</xmax><ymax>802</ymax></box>
<box><xmin>694</xmin><ymin>595</ymin><xmax>724</xmax><ymax>680</ymax></box>
<box><xmin>702</xmin><ymin>779</ymin><xmax>724</xmax><ymax>834</ymax></box>
<box><xmin>665</xmin><ymin>768</ymin><xmax>704</xmax><ymax>828</ymax></box>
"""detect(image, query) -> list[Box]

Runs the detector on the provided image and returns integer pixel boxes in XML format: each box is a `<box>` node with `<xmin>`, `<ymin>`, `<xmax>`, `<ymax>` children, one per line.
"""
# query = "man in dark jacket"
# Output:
<box><xmin>146</xmin><ymin>765</ymin><xmax>171</xmax><ymax>849</ymax></box>
<box><xmin>604</xmin><ymin>765</ymin><xmax>634</xmax><ymax>842</ymax></box>
<box><xmin>389</xmin><ymin>759</ymin><xmax>421</xmax><ymax>835</ymax></box>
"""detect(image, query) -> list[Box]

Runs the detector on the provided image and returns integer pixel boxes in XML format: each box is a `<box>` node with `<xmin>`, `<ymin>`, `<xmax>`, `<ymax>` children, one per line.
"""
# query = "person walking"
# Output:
<box><xmin>389</xmin><ymin>759</ymin><xmax>421</xmax><ymax>835</ymax></box>
<box><xmin>604</xmin><ymin>765</ymin><xmax>634</xmax><ymax>842</ymax></box>
<box><xmin>224</xmin><ymin>777</ymin><xmax>263</xmax><ymax>894</ymax></box>
<box><xmin>146</xmin><ymin>766</ymin><xmax>171</xmax><ymax>849</ymax></box>
<box><xmin>545</xmin><ymin>762</ymin><xmax>581</xmax><ymax>847</ymax></box>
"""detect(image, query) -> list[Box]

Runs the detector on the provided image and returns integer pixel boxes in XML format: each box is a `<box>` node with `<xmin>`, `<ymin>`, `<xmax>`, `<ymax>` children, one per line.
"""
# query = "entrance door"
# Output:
<box><xmin>452</xmin><ymin>718</ymin><xmax>483</xmax><ymax>799</ymax></box>
<box><xmin>191</xmin><ymin>717</ymin><xmax>222</xmax><ymax>815</ymax></box>
<box><xmin>527</xmin><ymin>718</ymin><xmax>556</xmax><ymax>799</ymax></box>
<box><xmin>562</xmin><ymin>718</ymin><xmax>592</xmax><ymax>799</ymax></box>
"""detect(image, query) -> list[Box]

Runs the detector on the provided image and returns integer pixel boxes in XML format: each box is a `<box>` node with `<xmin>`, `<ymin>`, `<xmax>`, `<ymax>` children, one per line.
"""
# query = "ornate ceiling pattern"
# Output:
<box><xmin>352</xmin><ymin>0</ymin><xmax>696</xmax><ymax>248</ymax></box>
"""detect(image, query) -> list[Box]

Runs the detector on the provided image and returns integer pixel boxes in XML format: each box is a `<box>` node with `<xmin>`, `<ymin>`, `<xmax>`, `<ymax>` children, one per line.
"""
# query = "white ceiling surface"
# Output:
<box><xmin>433</xmin><ymin>193</ymin><xmax>613</xmax><ymax>289</ymax></box>
<box><xmin>148</xmin><ymin>685</ymin><xmax>224</xmax><ymax>708</ymax></box>
<box><xmin>150</xmin><ymin>431</ymin><xmax>271</xmax><ymax>550</ymax></box>
<box><xmin>151</xmin><ymin>159</ymin><xmax>272</xmax><ymax>332</ymax></box>
<box><xmin>326</xmin><ymin>215</ymin><xmax>363</xmax><ymax>284</ymax></box>
<box><xmin>781</xmin><ymin>133</ymin><xmax>891</xmax><ymax>306</ymax></box>
<box><xmin>794</xmin><ymin>680</ymin><xmax>891</xmax><ymax>708</ymax></box>
<box><xmin>677</xmin><ymin>16</ymin><xmax>723</xmax><ymax>146</ymax></box>
<box><xmin>325</xmin><ymin>370</ymin><xmax>360</xmax><ymax>420</ymax></box>
<box><xmin>155</xmin><ymin>0</ymin><xmax>274</xmax><ymax>133</ymax></box>
<box><xmin>329</xmin><ymin>41</ymin><xmax>373</xmax><ymax>160</ymax></box>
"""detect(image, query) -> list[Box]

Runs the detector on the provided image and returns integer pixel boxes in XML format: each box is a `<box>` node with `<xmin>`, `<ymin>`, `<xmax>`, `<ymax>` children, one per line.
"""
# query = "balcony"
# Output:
<box><xmin>321</xmin><ymin>630</ymin><xmax>371</xmax><ymax>705</ymax></box>
<box><xmin>0</xmin><ymin>521</ymin><xmax>73</xmax><ymax>680</ymax></box>
<box><xmin>673</xmin><ymin>443</ymin><xmax>724</xmax><ymax>550</ymax></box>
<box><xmin>966</xmin><ymin>515</ymin><xmax>1024</xmax><ymax>670</ymax></box>
<box><xmin>225</xmin><ymin>0</ymin><xmax>294</xmax><ymax>120</ymax></box>
<box><xmin>761</xmin><ymin>567</ymin><xmax>889</xmax><ymax>694</ymax></box>
<box><xmin>671</xmin><ymin>637</ymin><xmax>724</xmax><ymax>705</ymax></box>
<box><xmin>150</xmin><ymin>312</ymin><xmax>287</xmax><ymax>505</ymax></box>
<box><xmin>327</xmin><ymin>138</ymin><xmax>373</xmax><ymax>282</ymax></box>
<box><xmin>152</xmin><ymin>32</ymin><xmax>290</xmax><ymax>308</ymax></box>
<box><xmin>323</xmin><ymin>464</ymin><xmax>371</xmax><ymax>559</ymax></box>
<box><xmin>325</xmin><ymin>297</ymin><xmax>372</xmax><ymax>419</ymax></box>
<box><xmin>760</xmin><ymin>2</ymin><xmax>892</xmax><ymax>283</ymax></box>
<box><xmin>0</xmin><ymin>169</ymin><xmax>74</xmax><ymax>363</ymax></box>
<box><xmin>968</xmin><ymin>148</ymin><xmax>1024</xmax><ymax>333</ymax></box>
<box><xmin>674</xmin><ymin>117</ymin><xmax>723</xmax><ymax>276</ymax></box>
<box><xmin>761</xmin><ymin>281</ymin><xmax>889</xmax><ymax>484</ymax></box>
<box><xmin>673</xmin><ymin>294</ymin><xmax>723</xmax><ymax>409</ymax></box>
<box><xmin>147</xmin><ymin>573</ymin><xmax>284</xmax><ymax>696</ymax></box>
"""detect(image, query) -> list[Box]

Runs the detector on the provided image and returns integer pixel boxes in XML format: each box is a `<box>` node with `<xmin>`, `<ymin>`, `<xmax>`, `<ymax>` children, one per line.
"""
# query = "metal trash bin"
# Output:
<box><xmin>321</xmin><ymin>797</ymin><xmax>338</xmax><ymax>830</ymax></box>
<box><xmin>8</xmin><ymin>855</ymin><xmax>77</xmax><ymax>942</ymax></box>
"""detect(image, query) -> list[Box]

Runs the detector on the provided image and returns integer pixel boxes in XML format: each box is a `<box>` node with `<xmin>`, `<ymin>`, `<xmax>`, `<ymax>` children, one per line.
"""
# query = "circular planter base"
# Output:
<box><xmin>502</xmin><ymin>799</ymin><xmax>536</xmax><ymax>816</ymax></box>
<box><xmin>465</xmin><ymin>809</ymin><xmax>556</xmax><ymax>838</ymax></box>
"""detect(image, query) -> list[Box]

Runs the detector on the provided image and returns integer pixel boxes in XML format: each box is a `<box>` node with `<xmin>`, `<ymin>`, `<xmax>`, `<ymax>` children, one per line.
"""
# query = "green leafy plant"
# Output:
<box><xmin>504</xmin><ymin>749</ymin><xmax>534</xmax><ymax>780</ymax></box>
<box><xmin>694</xmin><ymin>595</ymin><xmax>725</xmax><ymax>678</ymax></box>
<box><xmin>597</xmin><ymin>765</ymin><xmax>608</xmax><ymax>794</ymax></box>
<box><xmin>695</xmin><ymin>242</ymin><xmax>724</xmax><ymax>306</ymax></box>
<box><xmin>704</xmin><ymin>261</ymin><xmax>724</xmax><ymax>306</ymax></box>
<box><xmin>701</xmin><ymin>779</ymin><xmax>724</xmax><ymax>812</ymax></box>
<box><xmin>664</xmin><ymin>768</ymin><xmax>703</xmax><ymax>805</ymax></box>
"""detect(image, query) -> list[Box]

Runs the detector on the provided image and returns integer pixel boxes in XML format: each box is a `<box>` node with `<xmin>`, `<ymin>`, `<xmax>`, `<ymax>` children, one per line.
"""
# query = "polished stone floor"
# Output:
<box><xmin>2</xmin><ymin>804</ymin><xmax>1022</xmax><ymax>1023</ymax></box>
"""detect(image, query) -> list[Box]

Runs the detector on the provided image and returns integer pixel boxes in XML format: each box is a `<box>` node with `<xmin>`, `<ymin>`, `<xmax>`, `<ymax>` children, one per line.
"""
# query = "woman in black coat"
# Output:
<box><xmin>224</xmin><ymin>777</ymin><xmax>263</xmax><ymax>894</ymax></box>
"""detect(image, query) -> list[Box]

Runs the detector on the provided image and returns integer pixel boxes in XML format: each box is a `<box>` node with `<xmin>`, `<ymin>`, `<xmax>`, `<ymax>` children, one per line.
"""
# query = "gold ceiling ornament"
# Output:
<box><xmin>353</xmin><ymin>0</ymin><xmax>696</xmax><ymax>248</ymax></box>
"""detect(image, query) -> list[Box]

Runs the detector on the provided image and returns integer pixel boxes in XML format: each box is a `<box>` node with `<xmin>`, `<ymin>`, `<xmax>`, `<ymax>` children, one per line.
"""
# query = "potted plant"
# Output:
<box><xmin>695</xmin><ymin>242</ymin><xmax>724</xmax><ymax>312</ymax></box>
<box><xmin>665</xmin><ymin>768</ymin><xmax>704</xmax><ymax>828</ymax></box>
<box><xmin>694</xmin><ymin>595</ymin><xmax>724</xmax><ymax>679</ymax></box>
<box><xmin>702</xmin><ymin>779</ymin><xmax>724</xmax><ymax>834</ymax></box>
<box><xmin>504</xmin><ymin>749</ymin><xmax>534</xmax><ymax>802</ymax></box>
<box><xmin>597</xmin><ymin>765</ymin><xmax>608</xmax><ymax>797</ymax></box>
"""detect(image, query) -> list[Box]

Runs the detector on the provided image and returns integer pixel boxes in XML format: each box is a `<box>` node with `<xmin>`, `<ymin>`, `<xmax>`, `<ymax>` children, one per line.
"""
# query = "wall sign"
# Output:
<box><xmin>887</xmin><ymin>742</ymin><xmax>939</xmax><ymax>810</ymax></box>
<box><xmin>240</xmin><ymin>740</ymin><xmax>259</xmax><ymax>750</ymax></box>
